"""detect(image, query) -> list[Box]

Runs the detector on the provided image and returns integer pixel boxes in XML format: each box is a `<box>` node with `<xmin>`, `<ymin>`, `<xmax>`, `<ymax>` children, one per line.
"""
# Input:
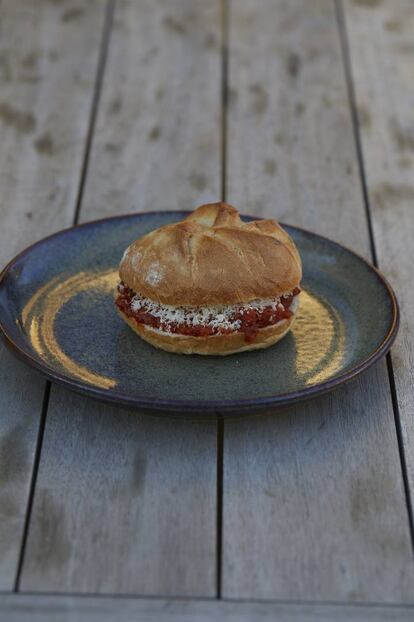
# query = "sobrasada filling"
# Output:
<box><xmin>116</xmin><ymin>282</ymin><xmax>301</xmax><ymax>343</ymax></box>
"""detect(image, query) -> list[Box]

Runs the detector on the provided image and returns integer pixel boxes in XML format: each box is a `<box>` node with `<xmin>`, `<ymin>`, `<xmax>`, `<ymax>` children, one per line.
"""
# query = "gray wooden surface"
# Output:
<box><xmin>20</xmin><ymin>391</ymin><xmax>217</xmax><ymax>595</ymax></box>
<box><xmin>0</xmin><ymin>0</ymin><xmax>413</xmax><ymax>619</ymax></box>
<box><xmin>81</xmin><ymin>0</ymin><xmax>222</xmax><ymax>217</ymax></box>
<box><xmin>1</xmin><ymin>595</ymin><xmax>414</xmax><ymax>622</ymax></box>
<box><xmin>20</xmin><ymin>0</ymin><xmax>220</xmax><ymax>597</ymax></box>
<box><xmin>0</xmin><ymin>0</ymin><xmax>106</xmax><ymax>590</ymax></box>
<box><xmin>344</xmin><ymin>0</ymin><xmax>414</xmax><ymax>508</ymax></box>
<box><xmin>222</xmin><ymin>0</ymin><xmax>414</xmax><ymax>602</ymax></box>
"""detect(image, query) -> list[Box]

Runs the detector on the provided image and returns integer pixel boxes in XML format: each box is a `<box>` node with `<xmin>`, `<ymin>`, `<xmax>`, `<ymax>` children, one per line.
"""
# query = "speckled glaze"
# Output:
<box><xmin>0</xmin><ymin>212</ymin><xmax>399</xmax><ymax>415</ymax></box>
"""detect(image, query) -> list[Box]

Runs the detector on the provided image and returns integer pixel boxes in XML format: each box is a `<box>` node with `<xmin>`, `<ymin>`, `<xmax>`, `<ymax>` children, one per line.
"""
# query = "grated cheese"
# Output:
<box><xmin>129</xmin><ymin>291</ymin><xmax>299</xmax><ymax>333</ymax></box>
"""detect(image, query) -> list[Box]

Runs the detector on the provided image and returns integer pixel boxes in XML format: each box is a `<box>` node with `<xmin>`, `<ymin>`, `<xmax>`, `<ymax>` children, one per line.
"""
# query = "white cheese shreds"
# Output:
<box><xmin>127</xmin><ymin>290</ymin><xmax>300</xmax><ymax>333</ymax></box>
<box><xmin>130</xmin><ymin>296</ymin><xmax>242</xmax><ymax>331</ymax></box>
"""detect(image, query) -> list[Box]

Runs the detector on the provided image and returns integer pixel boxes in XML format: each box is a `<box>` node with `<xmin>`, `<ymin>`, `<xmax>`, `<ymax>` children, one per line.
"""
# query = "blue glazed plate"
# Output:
<box><xmin>0</xmin><ymin>212</ymin><xmax>399</xmax><ymax>415</ymax></box>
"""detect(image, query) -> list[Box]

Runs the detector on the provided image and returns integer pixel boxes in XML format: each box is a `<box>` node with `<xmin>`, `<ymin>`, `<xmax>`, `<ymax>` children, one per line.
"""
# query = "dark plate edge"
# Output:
<box><xmin>0</xmin><ymin>211</ymin><xmax>400</xmax><ymax>414</ymax></box>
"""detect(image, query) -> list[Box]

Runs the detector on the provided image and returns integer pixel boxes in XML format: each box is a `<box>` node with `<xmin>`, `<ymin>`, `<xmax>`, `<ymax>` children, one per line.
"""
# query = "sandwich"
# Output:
<box><xmin>115</xmin><ymin>202</ymin><xmax>301</xmax><ymax>355</ymax></box>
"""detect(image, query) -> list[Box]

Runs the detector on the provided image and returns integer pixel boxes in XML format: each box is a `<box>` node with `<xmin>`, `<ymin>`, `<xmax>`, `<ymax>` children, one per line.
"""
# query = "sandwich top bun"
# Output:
<box><xmin>116</xmin><ymin>203</ymin><xmax>302</xmax><ymax>355</ymax></box>
<box><xmin>119</xmin><ymin>202</ymin><xmax>302</xmax><ymax>306</ymax></box>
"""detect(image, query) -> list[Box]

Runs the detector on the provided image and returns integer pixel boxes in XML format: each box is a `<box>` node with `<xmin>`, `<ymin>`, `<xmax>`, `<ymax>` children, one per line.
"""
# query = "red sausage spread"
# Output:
<box><xmin>116</xmin><ymin>283</ymin><xmax>300</xmax><ymax>343</ymax></box>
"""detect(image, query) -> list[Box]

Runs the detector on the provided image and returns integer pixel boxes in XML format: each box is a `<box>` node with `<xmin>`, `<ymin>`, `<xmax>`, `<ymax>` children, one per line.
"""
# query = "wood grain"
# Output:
<box><xmin>20</xmin><ymin>0</ymin><xmax>221</xmax><ymax>596</ymax></box>
<box><xmin>0</xmin><ymin>0</ymin><xmax>106</xmax><ymax>590</ymax></box>
<box><xmin>1</xmin><ymin>595</ymin><xmax>414</xmax><ymax>622</ymax></box>
<box><xmin>20</xmin><ymin>391</ymin><xmax>217</xmax><ymax>595</ymax></box>
<box><xmin>343</xmin><ymin>0</ymin><xmax>414</xmax><ymax>518</ymax></box>
<box><xmin>81</xmin><ymin>0</ymin><xmax>221</xmax><ymax>218</ymax></box>
<box><xmin>222</xmin><ymin>0</ymin><xmax>414</xmax><ymax>602</ymax></box>
<box><xmin>227</xmin><ymin>0</ymin><xmax>366</xmax><ymax>250</ymax></box>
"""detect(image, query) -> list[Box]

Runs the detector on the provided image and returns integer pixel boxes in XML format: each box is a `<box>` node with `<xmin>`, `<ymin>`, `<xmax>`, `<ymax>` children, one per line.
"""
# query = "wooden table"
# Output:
<box><xmin>1</xmin><ymin>0</ymin><xmax>414</xmax><ymax>619</ymax></box>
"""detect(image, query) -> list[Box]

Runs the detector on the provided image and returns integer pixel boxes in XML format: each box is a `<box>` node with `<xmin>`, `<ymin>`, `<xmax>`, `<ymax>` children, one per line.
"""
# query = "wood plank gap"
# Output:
<box><xmin>335</xmin><ymin>0</ymin><xmax>414</xmax><ymax>560</ymax></box>
<box><xmin>220</xmin><ymin>0</ymin><xmax>229</xmax><ymax>202</ymax></box>
<box><xmin>72</xmin><ymin>0</ymin><xmax>115</xmax><ymax>226</ymax></box>
<box><xmin>386</xmin><ymin>351</ymin><xmax>414</xmax><ymax>558</ymax></box>
<box><xmin>334</xmin><ymin>0</ymin><xmax>378</xmax><ymax>267</ymax></box>
<box><xmin>13</xmin><ymin>590</ymin><xmax>213</xmax><ymax>604</ymax></box>
<box><xmin>216</xmin><ymin>0</ymin><xmax>229</xmax><ymax>600</ymax></box>
<box><xmin>216</xmin><ymin>418</ymin><xmax>224</xmax><ymax>599</ymax></box>
<box><xmin>12</xmin><ymin>383</ymin><xmax>51</xmax><ymax>593</ymax></box>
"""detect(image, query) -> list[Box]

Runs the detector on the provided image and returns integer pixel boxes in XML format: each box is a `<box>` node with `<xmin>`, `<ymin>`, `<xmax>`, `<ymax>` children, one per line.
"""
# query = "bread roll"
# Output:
<box><xmin>116</xmin><ymin>202</ymin><xmax>302</xmax><ymax>355</ymax></box>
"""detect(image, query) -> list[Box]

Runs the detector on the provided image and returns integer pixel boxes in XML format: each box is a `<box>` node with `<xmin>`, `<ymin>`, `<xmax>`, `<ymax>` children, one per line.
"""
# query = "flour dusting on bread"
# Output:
<box><xmin>145</xmin><ymin>261</ymin><xmax>163</xmax><ymax>286</ymax></box>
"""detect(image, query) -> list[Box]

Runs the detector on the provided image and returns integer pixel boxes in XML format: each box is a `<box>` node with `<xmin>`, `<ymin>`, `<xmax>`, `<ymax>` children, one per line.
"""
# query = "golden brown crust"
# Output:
<box><xmin>119</xmin><ymin>202</ymin><xmax>302</xmax><ymax>305</ymax></box>
<box><xmin>117</xmin><ymin>307</ymin><xmax>297</xmax><ymax>356</ymax></box>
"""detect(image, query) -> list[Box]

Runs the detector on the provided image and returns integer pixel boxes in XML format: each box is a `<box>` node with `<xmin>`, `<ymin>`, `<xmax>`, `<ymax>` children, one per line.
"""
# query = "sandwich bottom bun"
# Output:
<box><xmin>117</xmin><ymin>308</ymin><xmax>297</xmax><ymax>356</ymax></box>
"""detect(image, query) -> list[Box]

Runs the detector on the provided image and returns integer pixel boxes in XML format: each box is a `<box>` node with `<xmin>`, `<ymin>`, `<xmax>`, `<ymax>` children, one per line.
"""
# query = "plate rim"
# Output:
<box><xmin>0</xmin><ymin>211</ymin><xmax>400</xmax><ymax>413</ymax></box>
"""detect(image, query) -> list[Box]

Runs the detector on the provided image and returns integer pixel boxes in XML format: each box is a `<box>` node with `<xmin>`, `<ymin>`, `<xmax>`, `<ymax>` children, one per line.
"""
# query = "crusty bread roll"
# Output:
<box><xmin>116</xmin><ymin>202</ymin><xmax>302</xmax><ymax>355</ymax></box>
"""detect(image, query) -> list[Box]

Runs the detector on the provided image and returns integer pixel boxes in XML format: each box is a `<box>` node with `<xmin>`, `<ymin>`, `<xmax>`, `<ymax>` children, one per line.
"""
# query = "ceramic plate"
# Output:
<box><xmin>0</xmin><ymin>212</ymin><xmax>399</xmax><ymax>415</ymax></box>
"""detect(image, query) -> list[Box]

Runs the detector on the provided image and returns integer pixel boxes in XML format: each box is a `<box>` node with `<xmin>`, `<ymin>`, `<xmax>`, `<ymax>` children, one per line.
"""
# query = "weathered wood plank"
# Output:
<box><xmin>223</xmin><ymin>0</ymin><xmax>414</xmax><ymax>602</ymax></box>
<box><xmin>20</xmin><ymin>391</ymin><xmax>217</xmax><ymax>595</ymax></box>
<box><xmin>81</xmin><ymin>0</ymin><xmax>221</xmax><ymax>217</ymax></box>
<box><xmin>343</xmin><ymin>0</ymin><xmax>414</xmax><ymax>525</ymax></box>
<box><xmin>1</xmin><ymin>595</ymin><xmax>414</xmax><ymax>622</ymax></box>
<box><xmin>0</xmin><ymin>0</ymin><xmax>106</xmax><ymax>590</ymax></box>
<box><xmin>227</xmin><ymin>0</ymin><xmax>365</xmax><ymax>249</ymax></box>
<box><xmin>21</xmin><ymin>0</ymin><xmax>221</xmax><ymax>596</ymax></box>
